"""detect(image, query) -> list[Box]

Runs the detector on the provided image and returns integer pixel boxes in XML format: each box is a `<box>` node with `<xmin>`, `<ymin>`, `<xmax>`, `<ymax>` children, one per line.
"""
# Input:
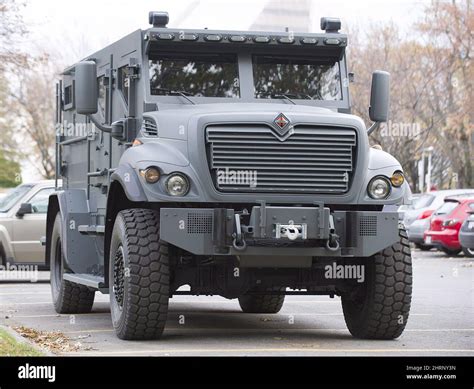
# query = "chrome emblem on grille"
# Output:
<box><xmin>273</xmin><ymin>113</ymin><xmax>291</xmax><ymax>135</ymax></box>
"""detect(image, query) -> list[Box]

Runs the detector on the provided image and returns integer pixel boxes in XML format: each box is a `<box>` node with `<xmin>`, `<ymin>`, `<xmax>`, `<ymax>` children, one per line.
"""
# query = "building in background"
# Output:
<box><xmin>250</xmin><ymin>0</ymin><xmax>312</xmax><ymax>32</ymax></box>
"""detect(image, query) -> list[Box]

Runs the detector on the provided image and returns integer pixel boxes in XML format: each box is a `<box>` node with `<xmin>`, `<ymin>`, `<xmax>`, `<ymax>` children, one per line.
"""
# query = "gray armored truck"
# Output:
<box><xmin>46</xmin><ymin>12</ymin><xmax>412</xmax><ymax>340</ymax></box>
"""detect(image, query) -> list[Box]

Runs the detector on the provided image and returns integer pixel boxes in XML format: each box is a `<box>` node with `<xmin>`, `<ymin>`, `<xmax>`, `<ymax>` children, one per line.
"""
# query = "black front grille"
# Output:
<box><xmin>205</xmin><ymin>124</ymin><xmax>357</xmax><ymax>193</ymax></box>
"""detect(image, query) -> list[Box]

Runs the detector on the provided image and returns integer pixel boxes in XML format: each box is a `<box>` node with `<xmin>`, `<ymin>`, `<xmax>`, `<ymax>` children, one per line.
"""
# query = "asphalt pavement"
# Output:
<box><xmin>0</xmin><ymin>248</ymin><xmax>472</xmax><ymax>356</ymax></box>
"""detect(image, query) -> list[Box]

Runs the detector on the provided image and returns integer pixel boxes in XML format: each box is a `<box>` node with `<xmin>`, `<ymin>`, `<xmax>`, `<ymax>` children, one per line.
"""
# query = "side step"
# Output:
<box><xmin>78</xmin><ymin>225</ymin><xmax>105</xmax><ymax>235</ymax></box>
<box><xmin>63</xmin><ymin>273</ymin><xmax>108</xmax><ymax>292</ymax></box>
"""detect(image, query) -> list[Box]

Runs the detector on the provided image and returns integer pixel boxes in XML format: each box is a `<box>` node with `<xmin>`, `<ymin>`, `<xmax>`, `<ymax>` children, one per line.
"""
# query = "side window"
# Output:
<box><xmin>63</xmin><ymin>82</ymin><xmax>75</xmax><ymax>110</ymax></box>
<box><xmin>28</xmin><ymin>188</ymin><xmax>55</xmax><ymax>214</ymax></box>
<box><xmin>118</xmin><ymin>66</ymin><xmax>129</xmax><ymax>104</ymax></box>
<box><xmin>98</xmin><ymin>76</ymin><xmax>107</xmax><ymax>119</ymax></box>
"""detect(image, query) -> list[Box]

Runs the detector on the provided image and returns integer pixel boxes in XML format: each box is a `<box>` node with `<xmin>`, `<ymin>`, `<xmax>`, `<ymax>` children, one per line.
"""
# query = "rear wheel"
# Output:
<box><xmin>462</xmin><ymin>247</ymin><xmax>474</xmax><ymax>258</ymax></box>
<box><xmin>441</xmin><ymin>247</ymin><xmax>461</xmax><ymax>256</ymax></box>
<box><xmin>238</xmin><ymin>287</ymin><xmax>285</xmax><ymax>314</ymax></box>
<box><xmin>341</xmin><ymin>229</ymin><xmax>412</xmax><ymax>339</ymax></box>
<box><xmin>109</xmin><ymin>209</ymin><xmax>170</xmax><ymax>340</ymax></box>
<box><xmin>50</xmin><ymin>214</ymin><xmax>95</xmax><ymax>314</ymax></box>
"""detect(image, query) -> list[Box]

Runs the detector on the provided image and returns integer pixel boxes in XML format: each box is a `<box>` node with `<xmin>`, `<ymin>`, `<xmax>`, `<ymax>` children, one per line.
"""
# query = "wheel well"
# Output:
<box><xmin>104</xmin><ymin>181</ymin><xmax>147</xmax><ymax>284</ymax></box>
<box><xmin>45</xmin><ymin>195</ymin><xmax>60</xmax><ymax>268</ymax></box>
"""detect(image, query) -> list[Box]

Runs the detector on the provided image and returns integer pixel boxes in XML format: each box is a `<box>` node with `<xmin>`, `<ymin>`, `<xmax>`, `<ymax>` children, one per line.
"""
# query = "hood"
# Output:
<box><xmin>142</xmin><ymin>103</ymin><xmax>367</xmax><ymax>141</ymax></box>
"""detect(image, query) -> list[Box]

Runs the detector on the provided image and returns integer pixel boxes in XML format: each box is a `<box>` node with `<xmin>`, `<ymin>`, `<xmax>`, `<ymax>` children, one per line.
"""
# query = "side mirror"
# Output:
<box><xmin>369</xmin><ymin>70</ymin><xmax>390</xmax><ymax>123</ymax></box>
<box><xmin>16</xmin><ymin>203</ymin><xmax>33</xmax><ymax>217</ymax></box>
<box><xmin>111</xmin><ymin>119</ymin><xmax>126</xmax><ymax>141</ymax></box>
<box><xmin>75</xmin><ymin>61</ymin><xmax>98</xmax><ymax>115</ymax></box>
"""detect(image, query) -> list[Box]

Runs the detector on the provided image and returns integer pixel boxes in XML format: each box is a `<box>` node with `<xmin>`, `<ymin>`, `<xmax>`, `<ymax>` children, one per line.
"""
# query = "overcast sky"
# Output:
<box><xmin>20</xmin><ymin>0</ymin><xmax>432</xmax><ymax>63</ymax></box>
<box><xmin>18</xmin><ymin>0</ymin><xmax>432</xmax><ymax>181</ymax></box>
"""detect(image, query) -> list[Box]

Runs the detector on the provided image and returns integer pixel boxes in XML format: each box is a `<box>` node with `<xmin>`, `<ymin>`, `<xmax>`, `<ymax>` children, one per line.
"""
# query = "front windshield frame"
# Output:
<box><xmin>0</xmin><ymin>184</ymin><xmax>33</xmax><ymax>213</ymax></box>
<box><xmin>144</xmin><ymin>42</ymin><xmax>350</xmax><ymax>110</ymax></box>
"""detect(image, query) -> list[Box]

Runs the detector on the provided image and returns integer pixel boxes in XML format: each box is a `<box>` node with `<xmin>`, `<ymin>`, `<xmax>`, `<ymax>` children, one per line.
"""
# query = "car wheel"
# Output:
<box><xmin>341</xmin><ymin>228</ymin><xmax>412</xmax><ymax>339</ymax></box>
<box><xmin>109</xmin><ymin>209</ymin><xmax>170</xmax><ymax>340</ymax></box>
<box><xmin>415</xmin><ymin>243</ymin><xmax>431</xmax><ymax>251</ymax></box>
<box><xmin>441</xmin><ymin>247</ymin><xmax>462</xmax><ymax>256</ymax></box>
<box><xmin>462</xmin><ymin>247</ymin><xmax>474</xmax><ymax>258</ymax></box>
<box><xmin>50</xmin><ymin>214</ymin><xmax>95</xmax><ymax>314</ymax></box>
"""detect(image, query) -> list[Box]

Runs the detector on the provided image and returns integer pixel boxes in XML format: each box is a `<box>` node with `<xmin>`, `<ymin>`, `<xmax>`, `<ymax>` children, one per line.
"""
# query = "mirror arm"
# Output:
<box><xmin>367</xmin><ymin>121</ymin><xmax>381</xmax><ymax>136</ymax></box>
<box><xmin>88</xmin><ymin>114</ymin><xmax>112</xmax><ymax>133</ymax></box>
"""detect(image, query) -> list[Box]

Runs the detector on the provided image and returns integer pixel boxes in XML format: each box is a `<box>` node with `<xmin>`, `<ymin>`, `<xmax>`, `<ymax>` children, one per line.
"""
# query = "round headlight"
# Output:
<box><xmin>165</xmin><ymin>174</ymin><xmax>190</xmax><ymax>196</ymax></box>
<box><xmin>140</xmin><ymin>167</ymin><xmax>160</xmax><ymax>184</ymax></box>
<box><xmin>390</xmin><ymin>171</ymin><xmax>405</xmax><ymax>187</ymax></box>
<box><xmin>368</xmin><ymin>176</ymin><xmax>391</xmax><ymax>199</ymax></box>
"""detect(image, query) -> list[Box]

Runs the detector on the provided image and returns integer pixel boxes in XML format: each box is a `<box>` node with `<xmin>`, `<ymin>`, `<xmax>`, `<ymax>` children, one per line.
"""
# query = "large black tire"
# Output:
<box><xmin>50</xmin><ymin>214</ymin><xmax>95</xmax><ymax>314</ymax></box>
<box><xmin>341</xmin><ymin>229</ymin><xmax>412</xmax><ymax>339</ymax></box>
<box><xmin>238</xmin><ymin>287</ymin><xmax>285</xmax><ymax>314</ymax></box>
<box><xmin>109</xmin><ymin>209</ymin><xmax>170</xmax><ymax>340</ymax></box>
<box><xmin>441</xmin><ymin>247</ymin><xmax>462</xmax><ymax>256</ymax></box>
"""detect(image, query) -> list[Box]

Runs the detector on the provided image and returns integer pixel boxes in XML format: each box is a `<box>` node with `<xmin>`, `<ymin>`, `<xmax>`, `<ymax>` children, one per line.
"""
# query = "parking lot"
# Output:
<box><xmin>0</xmin><ymin>248</ymin><xmax>473</xmax><ymax>356</ymax></box>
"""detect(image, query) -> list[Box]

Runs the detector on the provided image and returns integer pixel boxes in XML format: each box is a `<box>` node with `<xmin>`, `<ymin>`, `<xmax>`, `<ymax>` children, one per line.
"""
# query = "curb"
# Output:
<box><xmin>0</xmin><ymin>324</ymin><xmax>55</xmax><ymax>356</ymax></box>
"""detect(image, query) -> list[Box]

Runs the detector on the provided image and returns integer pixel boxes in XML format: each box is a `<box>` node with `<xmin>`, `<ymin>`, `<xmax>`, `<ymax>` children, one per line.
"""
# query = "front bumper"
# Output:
<box><xmin>160</xmin><ymin>205</ymin><xmax>399</xmax><ymax>266</ymax></box>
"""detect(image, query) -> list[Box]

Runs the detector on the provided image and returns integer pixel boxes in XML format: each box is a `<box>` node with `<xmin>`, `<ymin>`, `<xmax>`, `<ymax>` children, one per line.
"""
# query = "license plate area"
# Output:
<box><xmin>275</xmin><ymin>223</ymin><xmax>308</xmax><ymax>240</ymax></box>
<box><xmin>425</xmin><ymin>236</ymin><xmax>432</xmax><ymax>244</ymax></box>
<box><xmin>249</xmin><ymin>206</ymin><xmax>330</xmax><ymax>240</ymax></box>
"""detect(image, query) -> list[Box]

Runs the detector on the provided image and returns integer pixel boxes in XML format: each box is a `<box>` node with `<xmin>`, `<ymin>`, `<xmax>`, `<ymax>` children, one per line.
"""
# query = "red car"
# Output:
<box><xmin>424</xmin><ymin>197</ymin><xmax>474</xmax><ymax>255</ymax></box>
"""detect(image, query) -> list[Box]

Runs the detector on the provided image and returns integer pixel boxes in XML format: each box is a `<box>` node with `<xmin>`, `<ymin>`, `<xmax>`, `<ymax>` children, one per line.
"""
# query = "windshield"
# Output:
<box><xmin>435</xmin><ymin>201</ymin><xmax>459</xmax><ymax>215</ymax></box>
<box><xmin>149</xmin><ymin>52</ymin><xmax>240</xmax><ymax>98</ymax></box>
<box><xmin>412</xmin><ymin>194</ymin><xmax>435</xmax><ymax>209</ymax></box>
<box><xmin>253</xmin><ymin>55</ymin><xmax>342</xmax><ymax>100</ymax></box>
<box><xmin>0</xmin><ymin>184</ymin><xmax>33</xmax><ymax>213</ymax></box>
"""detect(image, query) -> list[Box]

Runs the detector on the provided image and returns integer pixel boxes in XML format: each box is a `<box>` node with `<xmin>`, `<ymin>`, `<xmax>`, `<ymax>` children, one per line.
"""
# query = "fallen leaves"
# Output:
<box><xmin>13</xmin><ymin>326</ymin><xmax>85</xmax><ymax>354</ymax></box>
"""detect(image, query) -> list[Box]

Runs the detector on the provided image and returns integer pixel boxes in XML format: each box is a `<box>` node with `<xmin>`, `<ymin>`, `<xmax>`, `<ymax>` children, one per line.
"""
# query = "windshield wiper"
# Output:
<box><xmin>152</xmin><ymin>88</ymin><xmax>196</xmax><ymax>105</ymax></box>
<box><xmin>272</xmin><ymin>94</ymin><xmax>297</xmax><ymax>105</ymax></box>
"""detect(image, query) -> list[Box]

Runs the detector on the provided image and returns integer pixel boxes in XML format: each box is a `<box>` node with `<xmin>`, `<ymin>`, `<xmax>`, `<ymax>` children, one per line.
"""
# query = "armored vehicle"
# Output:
<box><xmin>46</xmin><ymin>12</ymin><xmax>413</xmax><ymax>340</ymax></box>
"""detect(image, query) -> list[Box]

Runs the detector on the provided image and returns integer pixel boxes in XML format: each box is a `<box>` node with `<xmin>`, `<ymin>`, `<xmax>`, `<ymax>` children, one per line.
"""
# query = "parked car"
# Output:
<box><xmin>404</xmin><ymin>189</ymin><xmax>474</xmax><ymax>250</ymax></box>
<box><xmin>0</xmin><ymin>181</ymin><xmax>56</xmax><ymax>268</ymax></box>
<box><xmin>459</xmin><ymin>212</ymin><xmax>474</xmax><ymax>257</ymax></box>
<box><xmin>398</xmin><ymin>193</ymin><xmax>421</xmax><ymax>221</ymax></box>
<box><xmin>423</xmin><ymin>197</ymin><xmax>474</xmax><ymax>256</ymax></box>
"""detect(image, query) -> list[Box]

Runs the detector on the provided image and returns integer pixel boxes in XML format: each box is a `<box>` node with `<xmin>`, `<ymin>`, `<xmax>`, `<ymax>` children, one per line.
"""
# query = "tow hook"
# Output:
<box><xmin>326</xmin><ymin>233</ymin><xmax>340</xmax><ymax>251</ymax></box>
<box><xmin>233</xmin><ymin>214</ymin><xmax>247</xmax><ymax>251</ymax></box>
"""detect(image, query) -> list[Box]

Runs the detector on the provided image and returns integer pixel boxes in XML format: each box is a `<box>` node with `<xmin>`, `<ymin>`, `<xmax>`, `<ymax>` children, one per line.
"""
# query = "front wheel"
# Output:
<box><xmin>109</xmin><ymin>209</ymin><xmax>170</xmax><ymax>340</ymax></box>
<box><xmin>341</xmin><ymin>229</ymin><xmax>412</xmax><ymax>339</ymax></box>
